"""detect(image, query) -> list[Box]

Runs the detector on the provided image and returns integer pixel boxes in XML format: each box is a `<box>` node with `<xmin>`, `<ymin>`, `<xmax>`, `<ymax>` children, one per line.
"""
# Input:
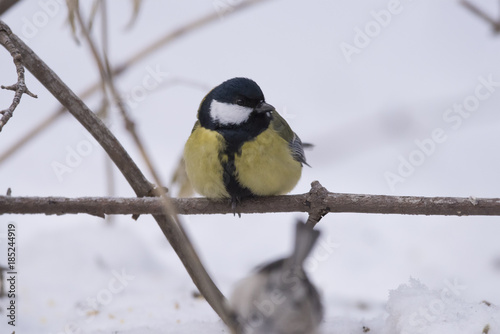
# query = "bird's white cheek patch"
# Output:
<box><xmin>210</xmin><ymin>100</ymin><xmax>253</xmax><ymax>125</ymax></box>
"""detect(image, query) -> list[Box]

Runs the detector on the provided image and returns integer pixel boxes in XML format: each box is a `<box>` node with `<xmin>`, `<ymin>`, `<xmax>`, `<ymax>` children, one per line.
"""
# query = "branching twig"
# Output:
<box><xmin>0</xmin><ymin>23</ymin><xmax>37</xmax><ymax>132</ymax></box>
<box><xmin>1</xmin><ymin>181</ymin><xmax>500</xmax><ymax>217</ymax></box>
<box><xmin>0</xmin><ymin>19</ymin><xmax>237</xmax><ymax>330</ymax></box>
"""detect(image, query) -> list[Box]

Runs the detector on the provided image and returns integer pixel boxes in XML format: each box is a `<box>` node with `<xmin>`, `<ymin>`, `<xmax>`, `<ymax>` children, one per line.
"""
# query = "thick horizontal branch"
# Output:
<box><xmin>2</xmin><ymin>182</ymin><xmax>500</xmax><ymax>217</ymax></box>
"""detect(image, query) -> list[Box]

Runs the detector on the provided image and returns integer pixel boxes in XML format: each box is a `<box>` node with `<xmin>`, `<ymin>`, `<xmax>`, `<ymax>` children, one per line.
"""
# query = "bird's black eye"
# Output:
<box><xmin>235</xmin><ymin>99</ymin><xmax>244</xmax><ymax>106</ymax></box>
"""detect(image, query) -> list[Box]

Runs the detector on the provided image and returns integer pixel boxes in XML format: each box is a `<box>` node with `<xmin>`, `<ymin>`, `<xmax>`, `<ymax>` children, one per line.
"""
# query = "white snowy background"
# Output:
<box><xmin>1</xmin><ymin>0</ymin><xmax>500</xmax><ymax>333</ymax></box>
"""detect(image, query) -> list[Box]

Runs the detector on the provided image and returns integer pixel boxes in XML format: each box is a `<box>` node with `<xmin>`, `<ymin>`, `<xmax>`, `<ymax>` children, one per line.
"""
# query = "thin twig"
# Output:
<box><xmin>75</xmin><ymin>3</ymin><xmax>165</xmax><ymax>190</ymax></box>
<box><xmin>0</xmin><ymin>19</ymin><xmax>237</xmax><ymax>330</ymax></box>
<box><xmin>0</xmin><ymin>23</ymin><xmax>37</xmax><ymax>132</ymax></box>
<box><xmin>0</xmin><ymin>0</ymin><xmax>270</xmax><ymax>163</ymax></box>
<box><xmin>1</xmin><ymin>181</ymin><xmax>500</xmax><ymax>217</ymax></box>
<box><xmin>74</xmin><ymin>3</ymin><xmax>109</xmax><ymax>101</ymax></box>
<box><xmin>124</xmin><ymin>0</ymin><xmax>143</xmax><ymax>29</ymax></box>
<box><xmin>100</xmin><ymin>0</ymin><xmax>109</xmax><ymax>59</ymax></box>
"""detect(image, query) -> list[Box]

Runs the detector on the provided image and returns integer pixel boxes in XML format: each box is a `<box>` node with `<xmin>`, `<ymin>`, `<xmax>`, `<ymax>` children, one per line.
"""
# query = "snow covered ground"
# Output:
<box><xmin>1</xmin><ymin>1</ymin><xmax>500</xmax><ymax>333</ymax></box>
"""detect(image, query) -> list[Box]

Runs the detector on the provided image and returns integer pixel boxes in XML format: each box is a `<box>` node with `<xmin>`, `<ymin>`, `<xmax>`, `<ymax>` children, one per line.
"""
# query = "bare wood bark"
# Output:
<box><xmin>0</xmin><ymin>20</ymin><xmax>237</xmax><ymax>330</ymax></box>
<box><xmin>2</xmin><ymin>181</ymin><xmax>500</xmax><ymax>217</ymax></box>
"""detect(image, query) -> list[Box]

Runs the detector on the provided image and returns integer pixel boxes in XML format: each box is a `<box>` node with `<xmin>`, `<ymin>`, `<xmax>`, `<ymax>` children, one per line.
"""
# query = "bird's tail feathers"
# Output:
<box><xmin>287</xmin><ymin>221</ymin><xmax>320</xmax><ymax>270</ymax></box>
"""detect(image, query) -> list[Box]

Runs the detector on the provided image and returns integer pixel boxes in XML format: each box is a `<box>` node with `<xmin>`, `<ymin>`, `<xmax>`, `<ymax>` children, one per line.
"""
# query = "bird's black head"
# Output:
<box><xmin>197</xmin><ymin>78</ymin><xmax>275</xmax><ymax>138</ymax></box>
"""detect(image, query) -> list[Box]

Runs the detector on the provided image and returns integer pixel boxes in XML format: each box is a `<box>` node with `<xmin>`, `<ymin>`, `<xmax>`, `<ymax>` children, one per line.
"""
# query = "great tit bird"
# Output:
<box><xmin>230</xmin><ymin>221</ymin><xmax>324</xmax><ymax>334</ymax></box>
<box><xmin>183</xmin><ymin>77</ymin><xmax>308</xmax><ymax>207</ymax></box>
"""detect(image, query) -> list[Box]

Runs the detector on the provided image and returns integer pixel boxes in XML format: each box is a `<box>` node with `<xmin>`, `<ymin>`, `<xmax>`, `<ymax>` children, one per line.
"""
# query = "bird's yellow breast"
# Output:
<box><xmin>183</xmin><ymin>126</ymin><xmax>229</xmax><ymax>198</ymax></box>
<box><xmin>234</xmin><ymin>128</ymin><xmax>302</xmax><ymax>196</ymax></box>
<box><xmin>184</xmin><ymin>125</ymin><xmax>302</xmax><ymax>199</ymax></box>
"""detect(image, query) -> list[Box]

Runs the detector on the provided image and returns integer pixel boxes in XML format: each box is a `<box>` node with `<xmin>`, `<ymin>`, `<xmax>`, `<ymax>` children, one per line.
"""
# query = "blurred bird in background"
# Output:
<box><xmin>230</xmin><ymin>221</ymin><xmax>323</xmax><ymax>334</ymax></box>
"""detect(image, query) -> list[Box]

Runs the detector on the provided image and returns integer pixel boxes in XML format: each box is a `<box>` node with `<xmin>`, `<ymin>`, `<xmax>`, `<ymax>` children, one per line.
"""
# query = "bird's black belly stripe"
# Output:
<box><xmin>221</xmin><ymin>151</ymin><xmax>253</xmax><ymax>201</ymax></box>
<box><xmin>217</xmin><ymin>121</ymin><xmax>269</xmax><ymax>201</ymax></box>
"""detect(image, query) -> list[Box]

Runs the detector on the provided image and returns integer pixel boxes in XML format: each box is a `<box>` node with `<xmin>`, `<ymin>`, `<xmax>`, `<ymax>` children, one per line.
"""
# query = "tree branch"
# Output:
<box><xmin>2</xmin><ymin>181</ymin><xmax>500</xmax><ymax>217</ymax></box>
<box><xmin>0</xmin><ymin>22</ymin><xmax>37</xmax><ymax>132</ymax></box>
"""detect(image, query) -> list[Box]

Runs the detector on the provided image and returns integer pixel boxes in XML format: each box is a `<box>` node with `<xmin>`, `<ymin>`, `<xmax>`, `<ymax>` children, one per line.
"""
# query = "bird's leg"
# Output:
<box><xmin>231</xmin><ymin>197</ymin><xmax>242</xmax><ymax>218</ymax></box>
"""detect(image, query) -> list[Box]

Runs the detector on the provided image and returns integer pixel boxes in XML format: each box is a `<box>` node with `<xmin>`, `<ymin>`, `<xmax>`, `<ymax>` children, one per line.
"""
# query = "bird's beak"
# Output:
<box><xmin>254</xmin><ymin>101</ymin><xmax>275</xmax><ymax>114</ymax></box>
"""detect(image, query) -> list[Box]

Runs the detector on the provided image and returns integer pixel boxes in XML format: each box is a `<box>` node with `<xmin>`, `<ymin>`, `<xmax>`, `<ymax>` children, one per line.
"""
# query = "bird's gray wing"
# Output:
<box><xmin>271</xmin><ymin>111</ymin><xmax>309</xmax><ymax>166</ymax></box>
